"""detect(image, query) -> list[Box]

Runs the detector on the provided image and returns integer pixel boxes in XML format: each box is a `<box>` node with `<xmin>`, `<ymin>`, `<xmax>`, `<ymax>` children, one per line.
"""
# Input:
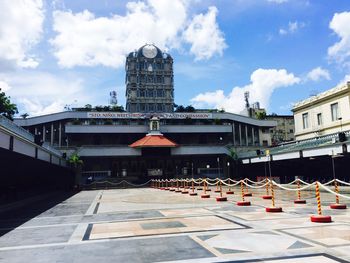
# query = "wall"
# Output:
<box><xmin>294</xmin><ymin>92</ymin><xmax>350</xmax><ymax>140</ymax></box>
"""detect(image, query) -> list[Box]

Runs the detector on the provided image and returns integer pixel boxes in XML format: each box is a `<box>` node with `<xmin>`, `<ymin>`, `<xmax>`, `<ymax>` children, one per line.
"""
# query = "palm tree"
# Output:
<box><xmin>68</xmin><ymin>153</ymin><xmax>83</xmax><ymax>188</ymax></box>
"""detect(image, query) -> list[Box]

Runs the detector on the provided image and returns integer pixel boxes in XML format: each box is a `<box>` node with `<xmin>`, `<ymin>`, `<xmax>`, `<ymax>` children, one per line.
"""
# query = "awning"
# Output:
<box><xmin>129</xmin><ymin>135</ymin><xmax>178</xmax><ymax>148</ymax></box>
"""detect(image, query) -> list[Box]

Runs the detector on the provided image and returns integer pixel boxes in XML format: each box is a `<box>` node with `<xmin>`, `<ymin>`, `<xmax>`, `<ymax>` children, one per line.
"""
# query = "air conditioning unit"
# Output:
<box><xmin>338</xmin><ymin>132</ymin><xmax>346</xmax><ymax>142</ymax></box>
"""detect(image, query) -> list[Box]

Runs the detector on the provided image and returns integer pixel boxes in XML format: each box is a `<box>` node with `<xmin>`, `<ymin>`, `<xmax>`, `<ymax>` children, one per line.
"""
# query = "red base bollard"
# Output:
<box><xmin>226</xmin><ymin>191</ymin><xmax>234</xmax><ymax>195</ymax></box>
<box><xmin>294</xmin><ymin>199</ymin><xmax>306</xmax><ymax>204</ymax></box>
<box><xmin>175</xmin><ymin>189</ymin><xmax>182</xmax><ymax>193</ymax></box>
<box><xmin>189</xmin><ymin>192</ymin><xmax>198</xmax><ymax>196</ymax></box>
<box><xmin>265</xmin><ymin>207</ymin><xmax>283</xmax><ymax>212</ymax></box>
<box><xmin>236</xmin><ymin>201</ymin><xmax>251</xmax><ymax>206</ymax></box>
<box><xmin>214</xmin><ymin>190</ymin><xmax>221</xmax><ymax>193</ymax></box>
<box><xmin>243</xmin><ymin>193</ymin><xmax>252</xmax><ymax>197</ymax></box>
<box><xmin>201</xmin><ymin>194</ymin><xmax>210</xmax><ymax>198</ymax></box>
<box><xmin>181</xmin><ymin>191</ymin><xmax>189</xmax><ymax>194</ymax></box>
<box><xmin>197</xmin><ymin>187</ymin><xmax>203</xmax><ymax>190</ymax></box>
<box><xmin>262</xmin><ymin>195</ymin><xmax>272</xmax><ymax>199</ymax></box>
<box><xmin>216</xmin><ymin>197</ymin><xmax>227</xmax><ymax>202</ymax></box>
<box><xmin>310</xmin><ymin>215</ymin><xmax>332</xmax><ymax>223</ymax></box>
<box><xmin>206</xmin><ymin>189</ymin><xmax>212</xmax><ymax>191</ymax></box>
<box><xmin>169</xmin><ymin>189</ymin><xmax>175</xmax><ymax>191</ymax></box>
<box><xmin>164</xmin><ymin>188</ymin><xmax>169</xmax><ymax>190</ymax></box>
<box><xmin>330</xmin><ymin>204</ymin><xmax>347</xmax><ymax>209</ymax></box>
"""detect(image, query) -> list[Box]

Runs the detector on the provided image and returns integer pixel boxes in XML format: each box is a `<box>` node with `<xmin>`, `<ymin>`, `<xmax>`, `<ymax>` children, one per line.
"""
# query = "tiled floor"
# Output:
<box><xmin>0</xmin><ymin>186</ymin><xmax>350</xmax><ymax>262</ymax></box>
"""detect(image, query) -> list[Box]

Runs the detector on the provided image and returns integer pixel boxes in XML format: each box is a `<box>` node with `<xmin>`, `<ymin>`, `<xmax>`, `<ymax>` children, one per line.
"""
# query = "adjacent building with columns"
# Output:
<box><xmin>293</xmin><ymin>82</ymin><xmax>350</xmax><ymax>140</ymax></box>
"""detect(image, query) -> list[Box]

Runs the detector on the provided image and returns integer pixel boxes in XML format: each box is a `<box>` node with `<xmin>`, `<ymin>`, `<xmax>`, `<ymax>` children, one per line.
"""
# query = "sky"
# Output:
<box><xmin>1</xmin><ymin>0</ymin><xmax>350</xmax><ymax>117</ymax></box>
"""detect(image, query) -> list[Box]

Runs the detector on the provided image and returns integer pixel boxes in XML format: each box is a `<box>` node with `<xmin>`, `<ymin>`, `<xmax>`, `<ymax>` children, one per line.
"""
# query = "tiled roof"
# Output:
<box><xmin>129</xmin><ymin>135</ymin><xmax>178</xmax><ymax>148</ymax></box>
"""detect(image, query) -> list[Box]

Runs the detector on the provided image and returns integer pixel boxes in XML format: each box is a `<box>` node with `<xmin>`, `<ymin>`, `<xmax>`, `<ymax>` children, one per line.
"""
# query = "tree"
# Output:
<box><xmin>20</xmin><ymin>113</ymin><xmax>29</xmax><ymax>119</ymax></box>
<box><xmin>0</xmin><ymin>88</ymin><xmax>18</xmax><ymax>120</ymax></box>
<box><xmin>68</xmin><ymin>153</ymin><xmax>83</xmax><ymax>168</ymax></box>
<box><xmin>184</xmin><ymin>105</ymin><xmax>195</xmax><ymax>112</ymax></box>
<box><xmin>255</xmin><ymin>111</ymin><xmax>266</xmax><ymax>120</ymax></box>
<box><xmin>175</xmin><ymin>105</ymin><xmax>185</xmax><ymax>112</ymax></box>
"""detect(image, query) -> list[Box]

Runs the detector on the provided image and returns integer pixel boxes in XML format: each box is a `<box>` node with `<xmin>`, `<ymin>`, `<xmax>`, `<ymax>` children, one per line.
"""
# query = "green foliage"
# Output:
<box><xmin>255</xmin><ymin>111</ymin><xmax>267</xmax><ymax>120</ymax></box>
<box><xmin>0</xmin><ymin>88</ymin><xmax>18</xmax><ymax>120</ymax></box>
<box><xmin>214</xmin><ymin>118</ymin><xmax>222</xmax><ymax>125</ymax></box>
<box><xmin>68</xmin><ymin>153</ymin><xmax>83</xmax><ymax>167</ymax></box>
<box><xmin>174</xmin><ymin>104</ymin><xmax>195</xmax><ymax>112</ymax></box>
<box><xmin>104</xmin><ymin>119</ymin><xmax>113</xmax><ymax>125</ymax></box>
<box><xmin>228</xmin><ymin>148</ymin><xmax>238</xmax><ymax>160</ymax></box>
<box><xmin>72</xmin><ymin>118</ymin><xmax>82</xmax><ymax>125</ymax></box>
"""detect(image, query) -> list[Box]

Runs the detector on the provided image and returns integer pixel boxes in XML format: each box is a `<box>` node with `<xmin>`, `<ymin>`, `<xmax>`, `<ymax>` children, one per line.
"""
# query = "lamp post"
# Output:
<box><xmin>338</xmin><ymin>117</ymin><xmax>343</xmax><ymax>132</ymax></box>
<box><xmin>227</xmin><ymin>162</ymin><xmax>230</xmax><ymax>179</ymax></box>
<box><xmin>217</xmin><ymin>157</ymin><xmax>220</xmax><ymax>178</ymax></box>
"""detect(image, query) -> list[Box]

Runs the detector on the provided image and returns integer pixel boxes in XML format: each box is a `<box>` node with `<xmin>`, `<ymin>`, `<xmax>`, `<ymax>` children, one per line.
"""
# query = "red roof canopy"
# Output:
<box><xmin>129</xmin><ymin>135</ymin><xmax>178</xmax><ymax>148</ymax></box>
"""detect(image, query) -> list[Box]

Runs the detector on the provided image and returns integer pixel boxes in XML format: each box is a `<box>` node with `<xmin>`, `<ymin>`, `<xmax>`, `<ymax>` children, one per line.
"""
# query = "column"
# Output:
<box><xmin>34</xmin><ymin>127</ymin><xmax>38</xmax><ymax>135</ymax></box>
<box><xmin>252</xmin><ymin>127</ymin><xmax>255</xmax><ymax>146</ymax></box>
<box><xmin>58</xmin><ymin>122</ymin><xmax>62</xmax><ymax>147</ymax></box>
<box><xmin>245</xmin><ymin>125</ymin><xmax>248</xmax><ymax>146</ymax></box>
<box><xmin>50</xmin><ymin>123</ymin><xmax>54</xmax><ymax>145</ymax></box>
<box><xmin>232</xmin><ymin>122</ymin><xmax>236</xmax><ymax>146</ymax></box>
<box><xmin>238</xmin><ymin>123</ymin><xmax>242</xmax><ymax>146</ymax></box>
<box><xmin>42</xmin><ymin>125</ymin><xmax>46</xmax><ymax>142</ymax></box>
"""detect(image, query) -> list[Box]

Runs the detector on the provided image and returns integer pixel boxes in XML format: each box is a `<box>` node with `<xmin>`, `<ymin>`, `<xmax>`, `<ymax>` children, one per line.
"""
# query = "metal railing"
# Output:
<box><xmin>0</xmin><ymin>115</ymin><xmax>34</xmax><ymax>142</ymax></box>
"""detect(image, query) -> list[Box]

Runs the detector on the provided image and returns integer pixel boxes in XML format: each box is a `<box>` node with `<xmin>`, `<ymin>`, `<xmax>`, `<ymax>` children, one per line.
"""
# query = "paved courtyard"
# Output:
<box><xmin>0</xmin><ymin>185</ymin><xmax>350</xmax><ymax>262</ymax></box>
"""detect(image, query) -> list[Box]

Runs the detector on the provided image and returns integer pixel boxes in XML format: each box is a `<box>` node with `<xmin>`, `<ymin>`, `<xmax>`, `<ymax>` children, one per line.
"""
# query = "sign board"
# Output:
<box><xmin>87</xmin><ymin>112</ymin><xmax>213</xmax><ymax>119</ymax></box>
<box><xmin>147</xmin><ymin>169</ymin><xmax>163</xmax><ymax>176</ymax></box>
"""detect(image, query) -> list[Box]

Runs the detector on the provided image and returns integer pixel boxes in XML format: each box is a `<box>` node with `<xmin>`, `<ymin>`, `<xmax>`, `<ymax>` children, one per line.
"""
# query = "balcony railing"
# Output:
<box><xmin>0</xmin><ymin>115</ymin><xmax>34</xmax><ymax>142</ymax></box>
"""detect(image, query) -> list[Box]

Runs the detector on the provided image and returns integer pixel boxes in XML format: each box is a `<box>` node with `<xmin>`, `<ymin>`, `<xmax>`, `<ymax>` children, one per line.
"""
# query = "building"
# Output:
<box><xmin>292</xmin><ymin>82</ymin><xmax>350</xmax><ymax>140</ymax></box>
<box><xmin>125</xmin><ymin>44</ymin><xmax>174</xmax><ymax>113</ymax></box>
<box><xmin>265</xmin><ymin>115</ymin><xmax>295</xmax><ymax>145</ymax></box>
<box><xmin>14</xmin><ymin>111</ymin><xmax>276</xmax><ymax>181</ymax></box>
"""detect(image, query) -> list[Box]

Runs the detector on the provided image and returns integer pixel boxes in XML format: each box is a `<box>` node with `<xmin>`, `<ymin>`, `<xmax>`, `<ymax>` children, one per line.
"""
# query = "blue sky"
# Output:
<box><xmin>1</xmin><ymin>0</ymin><xmax>350</xmax><ymax>116</ymax></box>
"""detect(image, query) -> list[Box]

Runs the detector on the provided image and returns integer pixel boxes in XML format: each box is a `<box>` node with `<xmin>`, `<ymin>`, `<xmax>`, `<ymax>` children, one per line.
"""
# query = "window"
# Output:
<box><xmin>331</xmin><ymin>103</ymin><xmax>339</xmax><ymax>121</ymax></box>
<box><xmin>302</xmin><ymin>113</ymin><xmax>309</xmax><ymax>129</ymax></box>
<box><xmin>289</xmin><ymin>129</ymin><xmax>293</xmax><ymax>133</ymax></box>
<box><xmin>317</xmin><ymin>113</ymin><xmax>322</xmax><ymax>126</ymax></box>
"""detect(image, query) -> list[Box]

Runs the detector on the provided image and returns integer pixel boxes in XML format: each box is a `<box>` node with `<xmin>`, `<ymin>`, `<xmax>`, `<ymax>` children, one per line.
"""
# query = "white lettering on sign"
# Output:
<box><xmin>86</xmin><ymin>112</ymin><xmax>213</xmax><ymax>119</ymax></box>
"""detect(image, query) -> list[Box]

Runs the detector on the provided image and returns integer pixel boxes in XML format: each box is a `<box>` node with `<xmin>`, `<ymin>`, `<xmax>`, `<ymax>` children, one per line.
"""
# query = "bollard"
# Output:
<box><xmin>243</xmin><ymin>178</ymin><xmax>252</xmax><ymax>197</ymax></box>
<box><xmin>189</xmin><ymin>179</ymin><xmax>198</xmax><ymax>196</ymax></box>
<box><xmin>237</xmin><ymin>180</ymin><xmax>251</xmax><ymax>206</ymax></box>
<box><xmin>201</xmin><ymin>180</ymin><xmax>210</xmax><ymax>198</ymax></box>
<box><xmin>330</xmin><ymin>180</ymin><xmax>347</xmax><ymax>209</ymax></box>
<box><xmin>266</xmin><ymin>180</ymin><xmax>282</xmax><ymax>212</ymax></box>
<box><xmin>226</xmin><ymin>181</ymin><xmax>234</xmax><ymax>195</ymax></box>
<box><xmin>164</xmin><ymin>180</ymin><xmax>169</xmax><ymax>190</ymax></box>
<box><xmin>262</xmin><ymin>178</ymin><xmax>272</xmax><ymax>199</ymax></box>
<box><xmin>216</xmin><ymin>180</ymin><xmax>227</xmax><ymax>201</ymax></box>
<box><xmin>214</xmin><ymin>180</ymin><xmax>221</xmax><ymax>193</ymax></box>
<box><xmin>310</xmin><ymin>182</ymin><xmax>332</xmax><ymax>223</ymax></box>
<box><xmin>181</xmin><ymin>179</ymin><xmax>189</xmax><ymax>194</ymax></box>
<box><xmin>294</xmin><ymin>179</ymin><xmax>306</xmax><ymax>204</ymax></box>
<box><xmin>175</xmin><ymin>179</ymin><xmax>182</xmax><ymax>192</ymax></box>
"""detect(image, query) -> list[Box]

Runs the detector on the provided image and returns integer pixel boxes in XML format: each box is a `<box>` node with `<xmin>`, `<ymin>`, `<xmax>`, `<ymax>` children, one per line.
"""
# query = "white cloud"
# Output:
<box><xmin>50</xmin><ymin>1</ymin><xmax>226</xmax><ymax>68</ymax></box>
<box><xmin>1</xmin><ymin>72</ymin><xmax>88</xmax><ymax>116</ymax></box>
<box><xmin>191</xmin><ymin>68</ymin><xmax>300</xmax><ymax>113</ymax></box>
<box><xmin>0</xmin><ymin>0</ymin><xmax>44</xmax><ymax>69</ymax></box>
<box><xmin>0</xmin><ymin>80</ymin><xmax>12</xmax><ymax>92</ymax></box>
<box><xmin>338</xmin><ymin>74</ymin><xmax>350</xmax><ymax>85</ymax></box>
<box><xmin>267</xmin><ymin>0</ymin><xmax>288</xmax><ymax>3</ymax></box>
<box><xmin>328</xmin><ymin>12</ymin><xmax>350</xmax><ymax>67</ymax></box>
<box><xmin>183</xmin><ymin>6</ymin><xmax>227</xmax><ymax>60</ymax></box>
<box><xmin>306</xmin><ymin>67</ymin><xmax>331</xmax><ymax>82</ymax></box>
<box><xmin>279</xmin><ymin>21</ymin><xmax>305</xmax><ymax>36</ymax></box>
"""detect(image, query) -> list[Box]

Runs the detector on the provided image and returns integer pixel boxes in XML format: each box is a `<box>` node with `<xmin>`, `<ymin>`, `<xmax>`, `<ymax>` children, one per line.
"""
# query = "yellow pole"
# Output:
<box><xmin>297</xmin><ymin>180</ymin><xmax>301</xmax><ymax>200</ymax></box>
<box><xmin>220</xmin><ymin>180</ymin><xmax>223</xmax><ymax>197</ymax></box>
<box><xmin>315</xmin><ymin>182</ymin><xmax>322</xmax><ymax>215</ymax></box>
<box><xmin>241</xmin><ymin>180</ymin><xmax>245</xmax><ymax>201</ymax></box>
<box><xmin>335</xmin><ymin>180</ymin><xmax>339</xmax><ymax>204</ymax></box>
<box><xmin>192</xmin><ymin>180</ymin><xmax>195</xmax><ymax>193</ymax></box>
<box><xmin>271</xmin><ymin>180</ymin><xmax>275</xmax><ymax>207</ymax></box>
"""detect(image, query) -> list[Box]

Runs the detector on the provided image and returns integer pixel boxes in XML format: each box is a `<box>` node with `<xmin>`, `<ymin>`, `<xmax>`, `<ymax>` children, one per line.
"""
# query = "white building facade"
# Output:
<box><xmin>293</xmin><ymin>82</ymin><xmax>350</xmax><ymax>140</ymax></box>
